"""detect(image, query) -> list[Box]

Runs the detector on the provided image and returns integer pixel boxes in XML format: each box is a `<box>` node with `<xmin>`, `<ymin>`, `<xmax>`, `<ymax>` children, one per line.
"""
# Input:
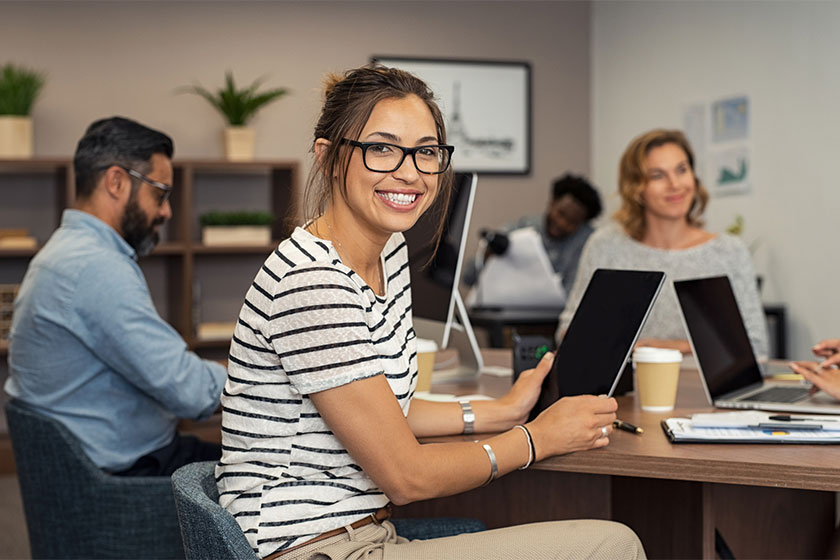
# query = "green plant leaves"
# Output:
<box><xmin>0</xmin><ymin>63</ymin><xmax>46</xmax><ymax>116</ymax></box>
<box><xmin>180</xmin><ymin>71</ymin><xmax>288</xmax><ymax>126</ymax></box>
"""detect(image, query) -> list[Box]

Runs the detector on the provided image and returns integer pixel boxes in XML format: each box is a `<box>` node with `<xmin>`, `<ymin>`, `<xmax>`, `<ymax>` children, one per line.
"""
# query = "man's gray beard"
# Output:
<box><xmin>121</xmin><ymin>196</ymin><xmax>160</xmax><ymax>257</ymax></box>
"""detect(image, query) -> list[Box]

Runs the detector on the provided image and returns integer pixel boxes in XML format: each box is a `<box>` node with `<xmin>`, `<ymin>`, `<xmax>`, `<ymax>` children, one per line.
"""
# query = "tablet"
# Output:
<box><xmin>529</xmin><ymin>269</ymin><xmax>665</xmax><ymax>420</ymax></box>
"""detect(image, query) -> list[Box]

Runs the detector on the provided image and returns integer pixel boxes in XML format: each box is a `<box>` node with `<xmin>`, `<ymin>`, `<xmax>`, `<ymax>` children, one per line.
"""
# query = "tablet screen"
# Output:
<box><xmin>529</xmin><ymin>269</ymin><xmax>665</xmax><ymax>420</ymax></box>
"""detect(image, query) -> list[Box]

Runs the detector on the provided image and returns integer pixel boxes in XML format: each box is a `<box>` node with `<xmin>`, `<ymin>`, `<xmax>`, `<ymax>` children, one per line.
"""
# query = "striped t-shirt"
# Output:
<box><xmin>216</xmin><ymin>227</ymin><xmax>417</xmax><ymax>557</ymax></box>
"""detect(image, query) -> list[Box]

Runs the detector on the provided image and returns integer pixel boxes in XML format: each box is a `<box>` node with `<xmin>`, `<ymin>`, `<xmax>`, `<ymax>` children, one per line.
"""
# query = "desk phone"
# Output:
<box><xmin>512</xmin><ymin>333</ymin><xmax>555</xmax><ymax>382</ymax></box>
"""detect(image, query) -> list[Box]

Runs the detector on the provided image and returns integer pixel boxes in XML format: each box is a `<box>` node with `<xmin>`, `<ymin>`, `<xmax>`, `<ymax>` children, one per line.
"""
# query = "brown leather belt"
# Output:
<box><xmin>262</xmin><ymin>505</ymin><xmax>392</xmax><ymax>560</ymax></box>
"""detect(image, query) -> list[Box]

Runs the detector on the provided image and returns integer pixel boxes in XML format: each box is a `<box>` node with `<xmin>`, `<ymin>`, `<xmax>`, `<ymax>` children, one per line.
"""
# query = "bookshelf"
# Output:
<box><xmin>0</xmin><ymin>158</ymin><xmax>300</xmax><ymax>359</ymax></box>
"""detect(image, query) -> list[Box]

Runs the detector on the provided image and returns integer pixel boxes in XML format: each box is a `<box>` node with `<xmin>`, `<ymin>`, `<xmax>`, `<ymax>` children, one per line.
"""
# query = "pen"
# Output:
<box><xmin>768</xmin><ymin>414</ymin><xmax>839</xmax><ymax>422</ymax></box>
<box><xmin>614</xmin><ymin>419</ymin><xmax>643</xmax><ymax>434</ymax></box>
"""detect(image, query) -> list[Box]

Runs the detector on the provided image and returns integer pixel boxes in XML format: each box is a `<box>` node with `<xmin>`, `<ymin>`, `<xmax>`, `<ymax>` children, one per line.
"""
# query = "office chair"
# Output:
<box><xmin>4</xmin><ymin>399</ymin><xmax>184</xmax><ymax>559</ymax></box>
<box><xmin>172</xmin><ymin>461</ymin><xmax>487</xmax><ymax>559</ymax></box>
<box><xmin>171</xmin><ymin>461</ymin><xmax>257</xmax><ymax>560</ymax></box>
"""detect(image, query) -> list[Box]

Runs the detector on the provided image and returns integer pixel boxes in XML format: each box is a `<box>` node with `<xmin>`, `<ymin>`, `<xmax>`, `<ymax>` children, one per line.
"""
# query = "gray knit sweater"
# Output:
<box><xmin>558</xmin><ymin>222</ymin><xmax>769</xmax><ymax>358</ymax></box>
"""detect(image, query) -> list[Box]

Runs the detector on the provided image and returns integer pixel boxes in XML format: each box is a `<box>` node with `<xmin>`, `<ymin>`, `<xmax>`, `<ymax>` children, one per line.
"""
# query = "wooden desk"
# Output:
<box><xmin>396</xmin><ymin>354</ymin><xmax>837</xmax><ymax>559</ymax></box>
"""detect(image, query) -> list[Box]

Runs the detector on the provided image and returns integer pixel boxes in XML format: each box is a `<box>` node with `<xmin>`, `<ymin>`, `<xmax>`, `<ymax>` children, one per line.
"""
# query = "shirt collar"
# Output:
<box><xmin>61</xmin><ymin>209</ymin><xmax>138</xmax><ymax>260</ymax></box>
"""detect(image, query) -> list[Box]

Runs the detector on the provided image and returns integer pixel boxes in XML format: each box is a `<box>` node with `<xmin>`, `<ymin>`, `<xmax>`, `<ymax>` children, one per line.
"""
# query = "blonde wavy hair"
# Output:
<box><xmin>614</xmin><ymin>129</ymin><xmax>709</xmax><ymax>240</ymax></box>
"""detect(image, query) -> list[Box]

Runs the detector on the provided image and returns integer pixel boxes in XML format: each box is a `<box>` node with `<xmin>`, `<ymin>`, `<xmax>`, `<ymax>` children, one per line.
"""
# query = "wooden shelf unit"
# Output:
<box><xmin>0</xmin><ymin>158</ymin><xmax>300</xmax><ymax>357</ymax></box>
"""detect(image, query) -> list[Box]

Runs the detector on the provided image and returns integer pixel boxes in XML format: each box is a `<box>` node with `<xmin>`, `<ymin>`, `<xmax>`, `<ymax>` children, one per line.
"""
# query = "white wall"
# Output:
<box><xmin>0</xmin><ymin>0</ymin><xmax>591</xmax><ymax>259</ymax></box>
<box><xmin>592</xmin><ymin>0</ymin><xmax>840</xmax><ymax>359</ymax></box>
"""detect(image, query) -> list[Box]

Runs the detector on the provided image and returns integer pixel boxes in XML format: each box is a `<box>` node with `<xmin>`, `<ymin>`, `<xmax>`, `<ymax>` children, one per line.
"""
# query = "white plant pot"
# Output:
<box><xmin>202</xmin><ymin>225</ymin><xmax>271</xmax><ymax>246</ymax></box>
<box><xmin>0</xmin><ymin>116</ymin><xmax>33</xmax><ymax>158</ymax></box>
<box><xmin>223</xmin><ymin>126</ymin><xmax>255</xmax><ymax>161</ymax></box>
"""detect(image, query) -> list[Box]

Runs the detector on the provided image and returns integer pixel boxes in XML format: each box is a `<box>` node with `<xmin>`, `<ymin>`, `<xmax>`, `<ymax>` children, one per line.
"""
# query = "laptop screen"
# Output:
<box><xmin>530</xmin><ymin>269</ymin><xmax>665</xmax><ymax>419</ymax></box>
<box><xmin>674</xmin><ymin>276</ymin><xmax>763</xmax><ymax>399</ymax></box>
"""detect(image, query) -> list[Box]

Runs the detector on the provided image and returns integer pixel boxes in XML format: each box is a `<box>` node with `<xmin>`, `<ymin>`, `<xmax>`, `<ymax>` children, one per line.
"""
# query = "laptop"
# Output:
<box><xmin>529</xmin><ymin>268</ymin><xmax>665</xmax><ymax>420</ymax></box>
<box><xmin>675</xmin><ymin>275</ymin><xmax>840</xmax><ymax>414</ymax></box>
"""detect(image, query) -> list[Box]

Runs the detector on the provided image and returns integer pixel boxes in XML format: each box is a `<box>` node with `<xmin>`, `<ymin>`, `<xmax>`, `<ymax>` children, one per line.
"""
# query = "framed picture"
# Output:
<box><xmin>372</xmin><ymin>56</ymin><xmax>532</xmax><ymax>175</ymax></box>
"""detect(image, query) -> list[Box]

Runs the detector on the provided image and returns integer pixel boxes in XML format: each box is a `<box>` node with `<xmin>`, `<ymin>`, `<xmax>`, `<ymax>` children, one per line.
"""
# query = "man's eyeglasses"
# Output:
<box><xmin>341</xmin><ymin>139</ymin><xmax>454</xmax><ymax>175</ymax></box>
<box><xmin>115</xmin><ymin>165</ymin><xmax>173</xmax><ymax>205</ymax></box>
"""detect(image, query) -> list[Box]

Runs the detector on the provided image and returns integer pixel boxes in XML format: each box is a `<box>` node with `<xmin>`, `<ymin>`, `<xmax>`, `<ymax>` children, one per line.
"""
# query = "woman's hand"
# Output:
<box><xmin>813</xmin><ymin>339</ymin><xmax>840</xmax><ymax>369</ymax></box>
<box><xmin>528</xmin><ymin>394</ymin><xmax>618</xmax><ymax>460</ymax></box>
<box><xmin>787</xmin><ymin>339</ymin><xmax>840</xmax><ymax>400</ymax></box>
<box><xmin>493</xmin><ymin>351</ymin><xmax>556</xmax><ymax>425</ymax></box>
<box><xmin>790</xmin><ymin>361</ymin><xmax>840</xmax><ymax>400</ymax></box>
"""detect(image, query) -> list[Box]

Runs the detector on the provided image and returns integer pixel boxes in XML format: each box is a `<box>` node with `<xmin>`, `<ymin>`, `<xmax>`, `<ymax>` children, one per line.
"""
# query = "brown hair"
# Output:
<box><xmin>614</xmin><ymin>128</ymin><xmax>709</xmax><ymax>240</ymax></box>
<box><xmin>303</xmin><ymin>64</ymin><xmax>453</xmax><ymax>243</ymax></box>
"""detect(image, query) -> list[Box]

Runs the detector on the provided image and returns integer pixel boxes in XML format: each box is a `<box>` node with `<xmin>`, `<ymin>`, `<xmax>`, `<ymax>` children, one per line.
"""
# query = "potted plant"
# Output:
<box><xmin>181</xmin><ymin>72</ymin><xmax>288</xmax><ymax>161</ymax></box>
<box><xmin>200</xmin><ymin>210</ymin><xmax>274</xmax><ymax>246</ymax></box>
<box><xmin>0</xmin><ymin>63</ymin><xmax>46</xmax><ymax>159</ymax></box>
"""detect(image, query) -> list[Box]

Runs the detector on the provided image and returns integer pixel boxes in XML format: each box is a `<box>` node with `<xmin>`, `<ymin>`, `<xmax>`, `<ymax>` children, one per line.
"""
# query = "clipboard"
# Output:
<box><xmin>661</xmin><ymin>417</ymin><xmax>840</xmax><ymax>444</ymax></box>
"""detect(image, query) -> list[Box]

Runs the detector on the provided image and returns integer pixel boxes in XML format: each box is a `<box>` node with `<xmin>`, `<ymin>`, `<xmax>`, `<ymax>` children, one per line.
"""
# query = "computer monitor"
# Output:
<box><xmin>404</xmin><ymin>172</ymin><xmax>484</xmax><ymax>379</ymax></box>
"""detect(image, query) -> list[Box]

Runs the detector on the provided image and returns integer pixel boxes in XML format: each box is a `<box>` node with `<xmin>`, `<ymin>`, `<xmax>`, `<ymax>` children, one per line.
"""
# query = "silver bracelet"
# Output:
<box><xmin>459</xmin><ymin>400</ymin><xmax>475</xmax><ymax>435</ymax></box>
<box><xmin>481</xmin><ymin>443</ymin><xmax>498</xmax><ymax>486</ymax></box>
<box><xmin>513</xmin><ymin>425</ymin><xmax>534</xmax><ymax>470</ymax></box>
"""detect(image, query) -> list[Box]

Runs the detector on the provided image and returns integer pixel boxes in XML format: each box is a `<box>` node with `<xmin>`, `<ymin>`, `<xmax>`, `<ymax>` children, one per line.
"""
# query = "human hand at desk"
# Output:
<box><xmin>527</xmin><ymin>395</ymin><xmax>618</xmax><ymax>460</ymax></box>
<box><xmin>495</xmin><ymin>351</ymin><xmax>557</xmax><ymax>426</ymax></box>
<box><xmin>790</xmin><ymin>339</ymin><xmax>840</xmax><ymax>400</ymax></box>
<box><xmin>813</xmin><ymin>339</ymin><xmax>840</xmax><ymax>369</ymax></box>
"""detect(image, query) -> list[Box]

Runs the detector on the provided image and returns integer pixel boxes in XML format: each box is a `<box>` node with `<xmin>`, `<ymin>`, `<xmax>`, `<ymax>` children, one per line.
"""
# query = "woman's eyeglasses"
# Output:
<box><xmin>341</xmin><ymin>139</ymin><xmax>454</xmax><ymax>175</ymax></box>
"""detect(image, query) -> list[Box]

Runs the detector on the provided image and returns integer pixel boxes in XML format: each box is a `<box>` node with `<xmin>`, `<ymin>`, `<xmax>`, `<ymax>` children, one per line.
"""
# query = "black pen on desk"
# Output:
<box><xmin>769</xmin><ymin>414</ymin><xmax>839</xmax><ymax>422</ymax></box>
<box><xmin>614</xmin><ymin>419</ymin><xmax>643</xmax><ymax>435</ymax></box>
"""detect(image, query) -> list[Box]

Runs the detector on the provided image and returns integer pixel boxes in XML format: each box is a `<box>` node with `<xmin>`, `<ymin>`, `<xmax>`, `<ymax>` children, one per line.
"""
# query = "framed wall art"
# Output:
<box><xmin>372</xmin><ymin>56</ymin><xmax>532</xmax><ymax>175</ymax></box>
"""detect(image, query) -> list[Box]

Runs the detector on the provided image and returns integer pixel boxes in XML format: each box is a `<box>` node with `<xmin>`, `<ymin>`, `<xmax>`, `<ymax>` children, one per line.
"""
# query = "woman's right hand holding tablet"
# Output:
<box><xmin>527</xmin><ymin>391</ymin><xmax>618</xmax><ymax>461</ymax></box>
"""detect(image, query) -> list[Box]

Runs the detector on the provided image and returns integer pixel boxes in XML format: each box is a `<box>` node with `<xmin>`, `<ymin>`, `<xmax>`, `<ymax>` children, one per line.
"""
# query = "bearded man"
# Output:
<box><xmin>6</xmin><ymin>117</ymin><xmax>226</xmax><ymax>476</ymax></box>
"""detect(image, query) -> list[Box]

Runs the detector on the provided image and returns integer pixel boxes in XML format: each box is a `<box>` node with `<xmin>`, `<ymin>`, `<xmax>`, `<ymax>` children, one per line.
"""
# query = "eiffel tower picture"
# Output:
<box><xmin>446</xmin><ymin>81</ymin><xmax>515</xmax><ymax>159</ymax></box>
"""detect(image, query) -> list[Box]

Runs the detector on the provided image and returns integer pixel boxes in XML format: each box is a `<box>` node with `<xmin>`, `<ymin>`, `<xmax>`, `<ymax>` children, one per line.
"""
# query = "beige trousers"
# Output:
<box><xmin>280</xmin><ymin>519</ymin><xmax>646</xmax><ymax>560</ymax></box>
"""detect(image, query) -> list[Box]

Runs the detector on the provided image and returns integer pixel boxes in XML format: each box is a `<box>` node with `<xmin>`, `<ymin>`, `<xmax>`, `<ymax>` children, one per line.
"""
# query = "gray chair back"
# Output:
<box><xmin>171</xmin><ymin>461</ymin><xmax>257</xmax><ymax>559</ymax></box>
<box><xmin>4</xmin><ymin>399</ymin><xmax>184</xmax><ymax>559</ymax></box>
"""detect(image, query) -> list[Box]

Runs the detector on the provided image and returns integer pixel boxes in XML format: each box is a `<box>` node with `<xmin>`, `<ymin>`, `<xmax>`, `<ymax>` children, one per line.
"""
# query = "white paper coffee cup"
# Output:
<box><xmin>633</xmin><ymin>347</ymin><xmax>683</xmax><ymax>412</ymax></box>
<box><xmin>416</xmin><ymin>338</ymin><xmax>438</xmax><ymax>392</ymax></box>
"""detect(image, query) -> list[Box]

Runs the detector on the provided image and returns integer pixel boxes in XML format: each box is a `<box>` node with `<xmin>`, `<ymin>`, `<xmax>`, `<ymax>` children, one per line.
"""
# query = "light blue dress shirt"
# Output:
<box><xmin>6</xmin><ymin>209</ymin><xmax>227</xmax><ymax>471</ymax></box>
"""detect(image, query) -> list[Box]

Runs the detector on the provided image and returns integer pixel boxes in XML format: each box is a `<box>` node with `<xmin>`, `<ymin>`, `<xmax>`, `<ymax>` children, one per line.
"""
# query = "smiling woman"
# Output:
<box><xmin>558</xmin><ymin>129</ymin><xmax>768</xmax><ymax>358</ymax></box>
<box><xmin>215</xmin><ymin>64</ymin><xmax>645</xmax><ymax>560</ymax></box>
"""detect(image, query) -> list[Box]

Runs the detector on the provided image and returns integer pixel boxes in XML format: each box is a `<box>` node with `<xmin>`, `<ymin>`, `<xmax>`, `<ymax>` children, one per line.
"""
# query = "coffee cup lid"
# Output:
<box><xmin>416</xmin><ymin>338</ymin><xmax>438</xmax><ymax>353</ymax></box>
<box><xmin>633</xmin><ymin>346</ymin><xmax>683</xmax><ymax>363</ymax></box>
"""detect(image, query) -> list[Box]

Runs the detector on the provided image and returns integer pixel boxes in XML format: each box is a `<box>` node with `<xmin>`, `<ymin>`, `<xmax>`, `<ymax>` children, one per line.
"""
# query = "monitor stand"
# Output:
<box><xmin>414</xmin><ymin>292</ymin><xmax>485</xmax><ymax>382</ymax></box>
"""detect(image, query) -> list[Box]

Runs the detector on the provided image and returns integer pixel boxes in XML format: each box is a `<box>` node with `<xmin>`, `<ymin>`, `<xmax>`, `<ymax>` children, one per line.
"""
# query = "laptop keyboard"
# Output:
<box><xmin>743</xmin><ymin>386</ymin><xmax>811</xmax><ymax>403</ymax></box>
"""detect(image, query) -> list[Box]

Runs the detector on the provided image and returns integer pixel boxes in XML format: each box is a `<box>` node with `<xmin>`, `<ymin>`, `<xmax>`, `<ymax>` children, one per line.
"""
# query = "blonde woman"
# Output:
<box><xmin>558</xmin><ymin>129</ymin><xmax>768</xmax><ymax>357</ymax></box>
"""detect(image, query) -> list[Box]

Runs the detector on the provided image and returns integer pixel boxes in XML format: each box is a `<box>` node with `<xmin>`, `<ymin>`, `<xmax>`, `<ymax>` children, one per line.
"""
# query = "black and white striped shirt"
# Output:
<box><xmin>216</xmin><ymin>227</ymin><xmax>417</xmax><ymax>557</ymax></box>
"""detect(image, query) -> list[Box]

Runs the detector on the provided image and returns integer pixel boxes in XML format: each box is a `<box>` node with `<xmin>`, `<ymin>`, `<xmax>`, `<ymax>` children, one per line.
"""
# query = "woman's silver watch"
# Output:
<box><xmin>459</xmin><ymin>400</ymin><xmax>475</xmax><ymax>435</ymax></box>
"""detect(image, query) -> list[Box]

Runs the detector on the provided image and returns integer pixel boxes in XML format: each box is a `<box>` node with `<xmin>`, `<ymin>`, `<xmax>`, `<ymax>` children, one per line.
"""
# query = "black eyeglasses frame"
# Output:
<box><xmin>340</xmin><ymin>139</ymin><xmax>454</xmax><ymax>175</ymax></box>
<box><xmin>102</xmin><ymin>164</ymin><xmax>173</xmax><ymax>205</ymax></box>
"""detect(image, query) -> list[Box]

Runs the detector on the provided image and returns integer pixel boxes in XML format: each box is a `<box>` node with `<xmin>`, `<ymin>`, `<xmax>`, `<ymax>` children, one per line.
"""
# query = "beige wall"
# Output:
<box><xmin>592</xmin><ymin>0</ymin><xmax>840</xmax><ymax>358</ymax></box>
<box><xmin>1</xmin><ymin>0</ymin><xmax>591</xmax><ymax>259</ymax></box>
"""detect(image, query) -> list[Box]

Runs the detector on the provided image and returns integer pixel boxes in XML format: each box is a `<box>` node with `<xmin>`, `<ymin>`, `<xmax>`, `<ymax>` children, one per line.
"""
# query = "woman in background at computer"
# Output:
<box><xmin>791</xmin><ymin>338</ymin><xmax>840</xmax><ymax>398</ymax></box>
<box><xmin>216</xmin><ymin>65</ymin><xmax>644</xmax><ymax>560</ymax></box>
<box><xmin>558</xmin><ymin>129</ymin><xmax>768</xmax><ymax>358</ymax></box>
